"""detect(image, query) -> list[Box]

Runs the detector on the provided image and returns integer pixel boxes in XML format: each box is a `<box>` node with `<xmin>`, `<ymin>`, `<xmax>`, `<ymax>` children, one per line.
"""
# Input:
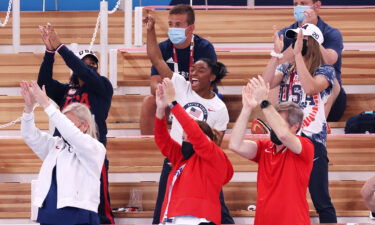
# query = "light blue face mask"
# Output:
<box><xmin>168</xmin><ymin>28</ymin><xmax>187</xmax><ymax>45</ymax></box>
<box><xmin>294</xmin><ymin>5</ymin><xmax>310</xmax><ymax>23</ymax></box>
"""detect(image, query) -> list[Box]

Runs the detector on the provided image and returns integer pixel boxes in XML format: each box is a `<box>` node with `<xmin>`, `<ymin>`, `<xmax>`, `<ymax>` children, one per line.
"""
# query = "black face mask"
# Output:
<box><xmin>69</xmin><ymin>73</ymin><xmax>80</xmax><ymax>86</ymax></box>
<box><xmin>270</xmin><ymin>129</ymin><xmax>283</xmax><ymax>145</ymax></box>
<box><xmin>87</xmin><ymin>65</ymin><xmax>98</xmax><ymax>72</ymax></box>
<box><xmin>292</xmin><ymin>39</ymin><xmax>308</xmax><ymax>56</ymax></box>
<box><xmin>181</xmin><ymin>141</ymin><xmax>195</xmax><ymax>160</ymax></box>
<box><xmin>69</xmin><ymin>65</ymin><xmax>97</xmax><ymax>86</ymax></box>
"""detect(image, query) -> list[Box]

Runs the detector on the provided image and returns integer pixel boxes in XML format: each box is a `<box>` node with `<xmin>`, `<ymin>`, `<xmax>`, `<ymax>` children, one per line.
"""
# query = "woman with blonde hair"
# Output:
<box><xmin>20</xmin><ymin>81</ymin><xmax>105</xmax><ymax>225</ymax></box>
<box><xmin>262</xmin><ymin>23</ymin><xmax>337</xmax><ymax>222</ymax></box>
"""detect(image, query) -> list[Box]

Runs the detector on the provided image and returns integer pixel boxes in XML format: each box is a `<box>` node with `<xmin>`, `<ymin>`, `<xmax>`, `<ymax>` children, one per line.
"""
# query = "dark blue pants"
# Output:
<box><xmin>98</xmin><ymin>157</ymin><xmax>115</xmax><ymax>224</ymax></box>
<box><xmin>327</xmin><ymin>86</ymin><xmax>347</xmax><ymax>122</ymax></box>
<box><xmin>37</xmin><ymin>167</ymin><xmax>100</xmax><ymax>225</ymax></box>
<box><xmin>152</xmin><ymin>158</ymin><xmax>234</xmax><ymax>224</ymax></box>
<box><xmin>308</xmin><ymin>139</ymin><xmax>337</xmax><ymax>223</ymax></box>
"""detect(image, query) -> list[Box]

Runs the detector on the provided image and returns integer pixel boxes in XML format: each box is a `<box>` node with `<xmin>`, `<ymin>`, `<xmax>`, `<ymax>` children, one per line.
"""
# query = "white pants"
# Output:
<box><xmin>162</xmin><ymin>215</ymin><xmax>211</xmax><ymax>224</ymax></box>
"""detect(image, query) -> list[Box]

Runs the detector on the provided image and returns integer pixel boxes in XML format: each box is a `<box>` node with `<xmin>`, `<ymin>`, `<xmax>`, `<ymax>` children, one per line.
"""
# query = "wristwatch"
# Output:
<box><xmin>260</xmin><ymin>100</ymin><xmax>271</xmax><ymax>109</ymax></box>
<box><xmin>169</xmin><ymin>100</ymin><xmax>178</xmax><ymax>109</ymax></box>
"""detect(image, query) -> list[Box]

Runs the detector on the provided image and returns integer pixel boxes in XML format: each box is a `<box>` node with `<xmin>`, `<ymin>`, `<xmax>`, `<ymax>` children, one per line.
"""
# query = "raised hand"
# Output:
<box><xmin>155</xmin><ymin>83</ymin><xmax>168</xmax><ymax>109</ymax></box>
<box><xmin>273</xmin><ymin>25</ymin><xmax>284</xmax><ymax>54</ymax></box>
<box><xmin>242</xmin><ymin>83</ymin><xmax>257</xmax><ymax>110</ymax></box>
<box><xmin>20</xmin><ymin>81</ymin><xmax>37</xmax><ymax>113</ymax></box>
<box><xmin>292</xmin><ymin>29</ymin><xmax>304</xmax><ymax>56</ymax></box>
<box><xmin>302</xmin><ymin>8</ymin><xmax>318</xmax><ymax>25</ymax></box>
<box><xmin>162</xmin><ymin>78</ymin><xmax>176</xmax><ymax>104</ymax></box>
<box><xmin>45</xmin><ymin>23</ymin><xmax>62</xmax><ymax>50</ymax></box>
<box><xmin>39</xmin><ymin>24</ymin><xmax>54</xmax><ymax>51</ymax></box>
<box><xmin>28</xmin><ymin>81</ymin><xmax>50</xmax><ymax>109</ymax></box>
<box><xmin>155</xmin><ymin>83</ymin><xmax>168</xmax><ymax>119</ymax></box>
<box><xmin>143</xmin><ymin>14</ymin><xmax>155</xmax><ymax>31</ymax></box>
<box><xmin>249</xmin><ymin>75</ymin><xmax>270</xmax><ymax>104</ymax></box>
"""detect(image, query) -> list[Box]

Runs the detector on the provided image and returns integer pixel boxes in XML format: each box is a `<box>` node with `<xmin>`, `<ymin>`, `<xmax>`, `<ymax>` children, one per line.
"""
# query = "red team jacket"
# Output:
<box><xmin>154</xmin><ymin>104</ymin><xmax>233</xmax><ymax>225</ymax></box>
<box><xmin>253</xmin><ymin>137</ymin><xmax>314</xmax><ymax>225</ymax></box>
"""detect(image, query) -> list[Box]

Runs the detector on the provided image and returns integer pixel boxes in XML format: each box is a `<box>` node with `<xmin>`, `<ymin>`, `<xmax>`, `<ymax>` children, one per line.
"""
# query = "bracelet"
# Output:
<box><xmin>56</xmin><ymin>43</ymin><xmax>64</xmax><ymax>52</ymax></box>
<box><xmin>270</xmin><ymin>50</ymin><xmax>283</xmax><ymax>59</ymax></box>
<box><xmin>45</xmin><ymin>49</ymin><xmax>55</xmax><ymax>54</ymax></box>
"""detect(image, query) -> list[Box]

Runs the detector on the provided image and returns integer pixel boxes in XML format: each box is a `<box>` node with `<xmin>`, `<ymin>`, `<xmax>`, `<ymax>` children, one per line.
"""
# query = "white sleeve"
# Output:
<box><xmin>213</xmin><ymin>106</ymin><xmax>229</xmax><ymax>132</ymax></box>
<box><xmin>171</xmin><ymin>72</ymin><xmax>189</xmax><ymax>100</ymax></box>
<box><xmin>21</xmin><ymin>112</ymin><xmax>58</xmax><ymax>160</ymax></box>
<box><xmin>44</xmin><ymin>104</ymin><xmax>106</xmax><ymax>171</ymax></box>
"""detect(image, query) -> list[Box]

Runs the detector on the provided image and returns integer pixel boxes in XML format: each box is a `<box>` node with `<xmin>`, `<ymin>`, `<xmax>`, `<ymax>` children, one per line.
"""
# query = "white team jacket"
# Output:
<box><xmin>21</xmin><ymin>104</ymin><xmax>106</xmax><ymax>213</ymax></box>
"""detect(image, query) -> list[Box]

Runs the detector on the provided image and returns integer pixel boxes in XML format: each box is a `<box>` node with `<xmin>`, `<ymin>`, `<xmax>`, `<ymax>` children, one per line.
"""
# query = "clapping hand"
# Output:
<box><xmin>242</xmin><ymin>83</ymin><xmax>257</xmax><ymax>110</ymax></box>
<box><xmin>38</xmin><ymin>23</ymin><xmax>62</xmax><ymax>50</ymax></box>
<box><xmin>20</xmin><ymin>81</ymin><xmax>37</xmax><ymax>113</ymax></box>
<box><xmin>155</xmin><ymin>79</ymin><xmax>174</xmax><ymax>119</ymax></box>
<box><xmin>155</xmin><ymin>83</ymin><xmax>168</xmax><ymax>110</ymax></box>
<box><xmin>28</xmin><ymin>81</ymin><xmax>50</xmax><ymax>109</ymax></box>
<box><xmin>162</xmin><ymin>78</ymin><xmax>176</xmax><ymax>104</ymax></box>
<box><xmin>302</xmin><ymin>8</ymin><xmax>318</xmax><ymax>25</ymax></box>
<box><xmin>248</xmin><ymin>75</ymin><xmax>270</xmax><ymax>105</ymax></box>
<box><xmin>39</xmin><ymin>23</ymin><xmax>54</xmax><ymax>51</ymax></box>
<box><xmin>46</xmin><ymin>24</ymin><xmax>62</xmax><ymax>49</ymax></box>
<box><xmin>20</xmin><ymin>81</ymin><xmax>50</xmax><ymax>112</ymax></box>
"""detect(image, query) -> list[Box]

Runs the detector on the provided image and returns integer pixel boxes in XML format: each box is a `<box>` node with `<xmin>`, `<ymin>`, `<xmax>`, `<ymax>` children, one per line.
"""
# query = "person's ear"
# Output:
<box><xmin>82</xmin><ymin>121</ymin><xmax>89</xmax><ymax>134</ymax></box>
<box><xmin>291</xmin><ymin>122</ymin><xmax>300</xmax><ymax>134</ymax></box>
<box><xmin>210</xmin><ymin>74</ymin><xmax>216</xmax><ymax>83</ymax></box>
<box><xmin>186</xmin><ymin>24</ymin><xmax>195</xmax><ymax>36</ymax></box>
<box><xmin>190</xmin><ymin>24</ymin><xmax>195</xmax><ymax>32</ymax></box>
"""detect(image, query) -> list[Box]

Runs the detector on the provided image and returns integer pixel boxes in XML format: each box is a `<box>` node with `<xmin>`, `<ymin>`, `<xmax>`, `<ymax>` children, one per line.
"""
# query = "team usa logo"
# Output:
<box><xmin>183</xmin><ymin>102</ymin><xmax>208</xmax><ymax>121</ymax></box>
<box><xmin>68</xmin><ymin>89</ymin><xmax>77</xmax><ymax>95</ymax></box>
<box><xmin>62</xmin><ymin>90</ymin><xmax>91</xmax><ymax>110</ymax></box>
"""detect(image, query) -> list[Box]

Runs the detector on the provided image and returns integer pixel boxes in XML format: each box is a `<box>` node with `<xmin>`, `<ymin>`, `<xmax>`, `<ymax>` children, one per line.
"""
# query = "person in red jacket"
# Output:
<box><xmin>154</xmin><ymin>78</ymin><xmax>233</xmax><ymax>225</ymax></box>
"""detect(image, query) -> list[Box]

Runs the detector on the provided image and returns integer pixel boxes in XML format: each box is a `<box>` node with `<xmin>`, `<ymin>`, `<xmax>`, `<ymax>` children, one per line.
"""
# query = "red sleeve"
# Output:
<box><xmin>170</xmin><ymin>104</ymin><xmax>235</xmax><ymax>185</ymax></box>
<box><xmin>154</xmin><ymin>116</ymin><xmax>183</xmax><ymax>165</ymax></box>
<box><xmin>223</xmin><ymin>153</ymin><xmax>234</xmax><ymax>184</ymax></box>
<box><xmin>252</xmin><ymin>139</ymin><xmax>264</xmax><ymax>163</ymax></box>
<box><xmin>170</xmin><ymin>104</ymin><xmax>217</xmax><ymax>160</ymax></box>
<box><xmin>296</xmin><ymin>136</ymin><xmax>314</xmax><ymax>163</ymax></box>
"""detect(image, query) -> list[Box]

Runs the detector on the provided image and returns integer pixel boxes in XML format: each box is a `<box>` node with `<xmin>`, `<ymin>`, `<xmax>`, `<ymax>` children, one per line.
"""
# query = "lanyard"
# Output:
<box><xmin>162</xmin><ymin>163</ymin><xmax>186</xmax><ymax>224</ymax></box>
<box><xmin>172</xmin><ymin>35</ymin><xmax>195</xmax><ymax>73</ymax></box>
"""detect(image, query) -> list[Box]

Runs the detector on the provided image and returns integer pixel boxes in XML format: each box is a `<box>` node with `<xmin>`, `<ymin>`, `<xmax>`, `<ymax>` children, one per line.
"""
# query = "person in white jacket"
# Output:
<box><xmin>20</xmin><ymin>81</ymin><xmax>106</xmax><ymax>225</ymax></box>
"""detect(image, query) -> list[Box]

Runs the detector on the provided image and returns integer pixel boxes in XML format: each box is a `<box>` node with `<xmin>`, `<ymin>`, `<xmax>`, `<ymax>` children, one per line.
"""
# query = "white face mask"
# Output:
<box><xmin>168</xmin><ymin>28</ymin><xmax>187</xmax><ymax>45</ymax></box>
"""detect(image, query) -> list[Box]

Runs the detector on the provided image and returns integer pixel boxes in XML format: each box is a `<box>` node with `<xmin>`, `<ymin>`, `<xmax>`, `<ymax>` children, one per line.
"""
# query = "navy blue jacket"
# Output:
<box><xmin>37</xmin><ymin>45</ymin><xmax>113</xmax><ymax>145</ymax></box>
